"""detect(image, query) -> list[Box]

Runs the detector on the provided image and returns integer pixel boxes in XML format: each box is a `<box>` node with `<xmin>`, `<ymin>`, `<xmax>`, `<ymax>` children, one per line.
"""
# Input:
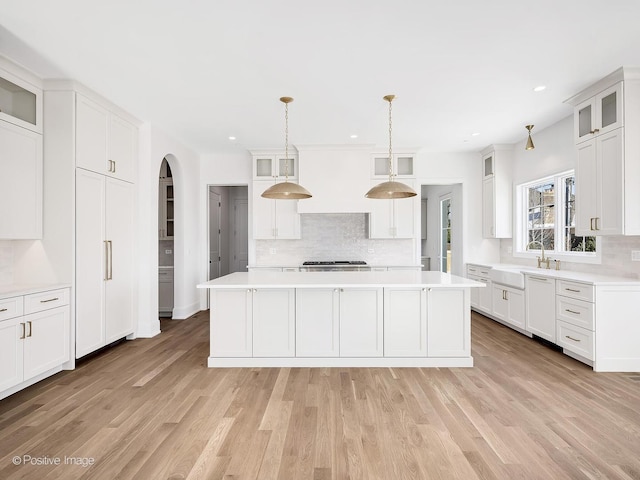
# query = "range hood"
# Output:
<box><xmin>295</xmin><ymin>145</ymin><xmax>373</xmax><ymax>214</ymax></box>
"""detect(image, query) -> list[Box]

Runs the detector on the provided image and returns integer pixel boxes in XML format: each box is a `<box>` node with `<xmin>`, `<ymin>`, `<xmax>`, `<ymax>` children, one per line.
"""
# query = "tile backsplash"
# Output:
<box><xmin>255</xmin><ymin>213</ymin><xmax>415</xmax><ymax>266</ymax></box>
<box><xmin>0</xmin><ymin>241</ymin><xmax>13</xmax><ymax>285</ymax></box>
<box><xmin>500</xmin><ymin>236</ymin><xmax>640</xmax><ymax>279</ymax></box>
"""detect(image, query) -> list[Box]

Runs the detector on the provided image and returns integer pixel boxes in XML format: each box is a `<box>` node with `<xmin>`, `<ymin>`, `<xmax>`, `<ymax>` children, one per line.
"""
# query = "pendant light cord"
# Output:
<box><xmin>388</xmin><ymin>97</ymin><xmax>393</xmax><ymax>182</ymax></box>
<box><xmin>284</xmin><ymin>101</ymin><xmax>289</xmax><ymax>181</ymax></box>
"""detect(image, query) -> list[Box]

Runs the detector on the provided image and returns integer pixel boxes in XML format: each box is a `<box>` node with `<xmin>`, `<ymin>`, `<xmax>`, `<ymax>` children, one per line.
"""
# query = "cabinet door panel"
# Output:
<box><xmin>210</xmin><ymin>289</ymin><xmax>252</xmax><ymax>357</ymax></box>
<box><xmin>75</xmin><ymin>169</ymin><xmax>106</xmax><ymax>358</ymax></box>
<box><xmin>76</xmin><ymin>94</ymin><xmax>108</xmax><ymax>175</ymax></box>
<box><xmin>507</xmin><ymin>288</ymin><xmax>525</xmax><ymax>330</ymax></box>
<box><xmin>253</xmin><ymin>289</ymin><xmax>295</xmax><ymax>357</ymax></box>
<box><xmin>482</xmin><ymin>177</ymin><xmax>495</xmax><ymax>238</ymax></box>
<box><xmin>384</xmin><ymin>288</ymin><xmax>427</xmax><ymax>357</ymax></box>
<box><xmin>427</xmin><ymin>288</ymin><xmax>469</xmax><ymax>357</ymax></box>
<box><xmin>296</xmin><ymin>289</ymin><xmax>339</xmax><ymax>357</ymax></box>
<box><xmin>491</xmin><ymin>285</ymin><xmax>508</xmax><ymax>322</ymax></box>
<box><xmin>596</xmin><ymin>129</ymin><xmax>623</xmax><ymax>235</ymax></box>
<box><xmin>109</xmin><ymin>114</ymin><xmax>136</xmax><ymax>182</ymax></box>
<box><xmin>575</xmin><ymin>140</ymin><xmax>597</xmax><ymax>235</ymax></box>
<box><xmin>340</xmin><ymin>288</ymin><xmax>383</xmax><ymax>357</ymax></box>
<box><xmin>274</xmin><ymin>198</ymin><xmax>301</xmax><ymax>239</ymax></box>
<box><xmin>252</xmin><ymin>183</ymin><xmax>276</xmax><ymax>239</ymax></box>
<box><xmin>23</xmin><ymin>307</ymin><xmax>70</xmax><ymax>380</ymax></box>
<box><xmin>0</xmin><ymin>121</ymin><xmax>42</xmax><ymax>239</ymax></box>
<box><xmin>525</xmin><ymin>276</ymin><xmax>556</xmax><ymax>342</ymax></box>
<box><xmin>105</xmin><ymin>178</ymin><xmax>135</xmax><ymax>343</ymax></box>
<box><xmin>0</xmin><ymin>317</ymin><xmax>24</xmax><ymax>391</ymax></box>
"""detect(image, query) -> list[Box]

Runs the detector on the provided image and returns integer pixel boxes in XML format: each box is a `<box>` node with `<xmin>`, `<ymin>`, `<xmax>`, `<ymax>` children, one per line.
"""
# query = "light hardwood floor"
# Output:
<box><xmin>1</xmin><ymin>311</ymin><xmax>639</xmax><ymax>480</ymax></box>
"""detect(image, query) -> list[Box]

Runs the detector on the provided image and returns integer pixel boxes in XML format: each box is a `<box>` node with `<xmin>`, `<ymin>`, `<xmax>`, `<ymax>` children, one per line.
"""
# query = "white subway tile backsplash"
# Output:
<box><xmin>255</xmin><ymin>214</ymin><xmax>415</xmax><ymax>266</ymax></box>
<box><xmin>0</xmin><ymin>240</ymin><xmax>14</xmax><ymax>285</ymax></box>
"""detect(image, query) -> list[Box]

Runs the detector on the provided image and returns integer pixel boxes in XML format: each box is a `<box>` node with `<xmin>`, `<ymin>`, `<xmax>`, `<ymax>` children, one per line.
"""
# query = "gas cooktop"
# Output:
<box><xmin>302</xmin><ymin>261</ymin><xmax>367</xmax><ymax>266</ymax></box>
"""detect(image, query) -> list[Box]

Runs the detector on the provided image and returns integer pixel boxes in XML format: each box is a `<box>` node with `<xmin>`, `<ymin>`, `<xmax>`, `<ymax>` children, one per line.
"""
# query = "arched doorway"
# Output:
<box><xmin>158</xmin><ymin>156</ymin><xmax>176</xmax><ymax>318</ymax></box>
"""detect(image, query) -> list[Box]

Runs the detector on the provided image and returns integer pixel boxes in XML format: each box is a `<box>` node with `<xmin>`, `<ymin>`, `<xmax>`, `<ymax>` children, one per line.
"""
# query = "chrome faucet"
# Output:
<box><xmin>526</xmin><ymin>240</ymin><xmax>550</xmax><ymax>269</ymax></box>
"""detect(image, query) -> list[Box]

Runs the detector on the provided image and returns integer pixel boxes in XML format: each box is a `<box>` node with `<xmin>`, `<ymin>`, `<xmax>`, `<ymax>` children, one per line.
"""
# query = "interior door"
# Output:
<box><xmin>209</xmin><ymin>189</ymin><xmax>221</xmax><ymax>280</ymax></box>
<box><xmin>231</xmin><ymin>197</ymin><xmax>248</xmax><ymax>272</ymax></box>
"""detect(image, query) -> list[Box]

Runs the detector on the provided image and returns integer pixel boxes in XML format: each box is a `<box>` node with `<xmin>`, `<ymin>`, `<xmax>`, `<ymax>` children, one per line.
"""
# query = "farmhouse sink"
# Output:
<box><xmin>488</xmin><ymin>267</ymin><xmax>525</xmax><ymax>289</ymax></box>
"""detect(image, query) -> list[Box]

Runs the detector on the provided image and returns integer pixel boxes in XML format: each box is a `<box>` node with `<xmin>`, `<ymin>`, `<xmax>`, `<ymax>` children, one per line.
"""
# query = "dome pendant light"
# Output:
<box><xmin>261</xmin><ymin>97</ymin><xmax>312</xmax><ymax>200</ymax></box>
<box><xmin>525</xmin><ymin>124</ymin><xmax>535</xmax><ymax>150</ymax></box>
<box><xmin>365</xmin><ymin>95</ymin><xmax>417</xmax><ymax>199</ymax></box>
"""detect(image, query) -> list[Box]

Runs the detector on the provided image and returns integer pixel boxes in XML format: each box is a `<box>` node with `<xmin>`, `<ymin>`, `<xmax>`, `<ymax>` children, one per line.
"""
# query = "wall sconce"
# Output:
<box><xmin>525</xmin><ymin>125</ymin><xmax>535</xmax><ymax>150</ymax></box>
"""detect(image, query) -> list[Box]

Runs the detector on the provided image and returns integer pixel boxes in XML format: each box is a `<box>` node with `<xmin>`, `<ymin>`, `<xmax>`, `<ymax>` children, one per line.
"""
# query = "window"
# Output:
<box><xmin>518</xmin><ymin>171</ymin><xmax>596</xmax><ymax>259</ymax></box>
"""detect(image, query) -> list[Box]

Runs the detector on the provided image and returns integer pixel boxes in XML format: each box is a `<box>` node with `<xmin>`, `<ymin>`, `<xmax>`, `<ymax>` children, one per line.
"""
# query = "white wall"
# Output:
<box><xmin>500</xmin><ymin>115</ymin><xmax>640</xmax><ymax>279</ymax></box>
<box><xmin>137</xmin><ymin>124</ymin><xmax>202</xmax><ymax>337</ymax></box>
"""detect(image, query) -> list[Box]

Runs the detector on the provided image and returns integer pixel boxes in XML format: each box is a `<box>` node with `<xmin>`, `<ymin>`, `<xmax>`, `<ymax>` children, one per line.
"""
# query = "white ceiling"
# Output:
<box><xmin>2</xmin><ymin>0</ymin><xmax>640</xmax><ymax>155</ymax></box>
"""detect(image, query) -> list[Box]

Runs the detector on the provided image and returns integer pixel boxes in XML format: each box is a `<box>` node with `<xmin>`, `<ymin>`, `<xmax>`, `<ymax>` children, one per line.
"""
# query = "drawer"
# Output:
<box><xmin>556</xmin><ymin>320</ymin><xmax>594</xmax><ymax>361</ymax></box>
<box><xmin>24</xmin><ymin>288</ymin><xmax>70</xmax><ymax>314</ymax></box>
<box><xmin>556</xmin><ymin>295</ymin><xmax>594</xmax><ymax>330</ymax></box>
<box><xmin>556</xmin><ymin>279</ymin><xmax>594</xmax><ymax>302</ymax></box>
<box><xmin>0</xmin><ymin>296</ymin><xmax>23</xmax><ymax>321</ymax></box>
<box><xmin>467</xmin><ymin>265</ymin><xmax>490</xmax><ymax>277</ymax></box>
<box><xmin>158</xmin><ymin>270</ymin><xmax>174</xmax><ymax>283</ymax></box>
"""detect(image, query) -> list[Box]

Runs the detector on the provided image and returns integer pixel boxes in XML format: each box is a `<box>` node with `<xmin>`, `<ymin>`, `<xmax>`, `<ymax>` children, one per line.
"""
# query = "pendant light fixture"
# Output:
<box><xmin>525</xmin><ymin>124</ymin><xmax>535</xmax><ymax>150</ymax></box>
<box><xmin>365</xmin><ymin>95</ymin><xmax>417</xmax><ymax>199</ymax></box>
<box><xmin>261</xmin><ymin>97</ymin><xmax>312</xmax><ymax>199</ymax></box>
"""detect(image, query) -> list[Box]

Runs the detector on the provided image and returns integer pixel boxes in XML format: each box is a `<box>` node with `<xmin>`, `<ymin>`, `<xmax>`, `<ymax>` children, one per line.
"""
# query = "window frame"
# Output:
<box><xmin>513</xmin><ymin>170</ymin><xmax>601</xmax><ymax>264</ymax></box>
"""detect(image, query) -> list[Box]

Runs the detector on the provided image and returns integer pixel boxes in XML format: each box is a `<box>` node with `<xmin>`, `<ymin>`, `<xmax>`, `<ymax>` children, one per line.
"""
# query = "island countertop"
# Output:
<box><xmin>198</xmin><ymin>270</ymin><xmax>484</xmax><ymax>289</ymax></box>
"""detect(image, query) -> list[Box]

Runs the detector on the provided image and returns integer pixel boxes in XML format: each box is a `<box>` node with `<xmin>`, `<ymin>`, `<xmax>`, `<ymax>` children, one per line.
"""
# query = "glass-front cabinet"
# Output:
<box><xmin>0</xmin><ymin>68</ymin><xmax>42</xmax><ymax>134</ymax></box>
<box><xmin>574</xmin><ymin>82</ymin><xmax>623</xmax><ymax>144</ymax></box>
<box><xmin>372</xmin><ymin>154</ymin><xmax>414</xmax><ymax>178</ymax></box>
<box><xmin>253</xmin><ymin>154</ymin><xmax>298</xmax><ymax>180</ymax></box>
<box><xmin>159</xmin><ymin>179</ymin><xmax>174</xmax><ymax>239</ymax></box>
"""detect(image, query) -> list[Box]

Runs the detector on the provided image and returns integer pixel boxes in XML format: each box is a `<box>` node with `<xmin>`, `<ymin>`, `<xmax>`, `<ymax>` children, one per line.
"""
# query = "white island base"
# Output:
<box><xmin>198</xmin><ymin>271</ymin><xmax>484</xmax><ymax>368</ymax></box>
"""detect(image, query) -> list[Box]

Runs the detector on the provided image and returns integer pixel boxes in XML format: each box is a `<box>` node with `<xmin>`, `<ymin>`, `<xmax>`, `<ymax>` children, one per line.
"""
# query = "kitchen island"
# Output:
<box><xmin>197</xmin><ymin>270</ymin><xmax>484</xmax><ymax>367</ymax></box>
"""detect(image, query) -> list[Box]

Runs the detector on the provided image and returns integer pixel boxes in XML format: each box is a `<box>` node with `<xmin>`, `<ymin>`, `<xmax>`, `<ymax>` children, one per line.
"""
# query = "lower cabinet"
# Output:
<box><xmin>491</xmin><ymin>284</ymin><xmax>525</xmax><ymax>330</ymax></box>
<box><xmin>0</xmin><ymin>288</ymin><xmax>70</xmax><ymax>398</ymax></box>
<box><xmin>158</xmin><ymin>268</ymin><xmax>174</xmax><ymax>317</ymax></box>
<box><xmin>427</xmin><ymin>288</ymin><xmax>470</xmax><ymax>357</ymax></box>
<box><xmin>295</xmin><ymin>289</ymin><xmax>339</xmax><ymax>357</ymax></box>
<box><xmin>525</xmin><ymin>274</ymin><xmax>556</xmax><ymax>342</ymax></box>
<box><xmin>384</xmin><ymin>287</ymin><xmax>427</xmax><ymax>356</ymax></box>
<box><xmin>210</xmin><ymin>288</ymin><xmax>295</xmax><ymax>357</ymax></box>
<box><xmin>338</xmin><ymin>288</ymin><xmax>383</xmax><ymax>357</ymax></box>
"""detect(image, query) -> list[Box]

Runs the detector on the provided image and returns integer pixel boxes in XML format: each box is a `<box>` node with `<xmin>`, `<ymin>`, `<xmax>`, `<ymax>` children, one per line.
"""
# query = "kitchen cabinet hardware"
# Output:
<box><xmin>0</xmin><ymin>308</ymin><xmax>7</xmax><ymax>312</ymax></box>
<box><xmin>565</xmin><ymin>309</ymin><xmax>581</xmax><ymax>315</ymax></box>
<box><xmin>20</xmin><ymin>323</ymin><xmax>26</xmax><ymax>340</ymax></box>
<box><xmin>40</xmin><ymin>298</ymin><xmax>59</xmax><ymax>303</ymax></box>
<box><xmin>565</xmin><ymin>335</ymin><xmax>581</xmax><ymax>342</ymax></box>
<box><xmin>589</xmin><ymin>128</ymin><xmax>600</xmax><ymax>134</ymax></box>
<box><xmin>26</xmin><ymin>321</ymin><xmax>32</xmax><ymax>337</ymax></box>
<box><xmin>565</xmin><ymin>288</ymin><xmax>581</xmax><ymax>293</ymax></box>
<box><xmin>528</xmin><ymin>276</ymin><xmax>549</xmax><ymax>282</ymax></box>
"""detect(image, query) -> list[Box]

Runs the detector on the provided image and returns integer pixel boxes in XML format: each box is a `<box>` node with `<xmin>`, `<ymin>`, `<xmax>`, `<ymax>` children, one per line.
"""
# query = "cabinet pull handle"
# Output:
<box><xmin>565</xmin><ymin>335</ymin><xmax>581</xmax><ymax>342</ymax></box>
<box><xmin>20</xmin><ymin>323</ymin><xmax>26</xmax><ymax>340</ymax></box>
<box><xmin>591</xmin><ymin>128</ymin><xmax>600</xmax><ymax>134</ymax></box>
<box><xmin>590</xmin><ymin>218</ymin><xmax>594</xmax><ymax>231</ymax></box>
<box><xmin>565</xmin><ymin>309</ymin><xmax>581</xmax><ymax>315</ymax></box>
<box><xmin>40</xmin><ymin>297</ymin><xmax>59</xmax><ymax>303</ymax></box>
<box><xmin>595</xmin><ymin>217</ymin><xmax>600</xmax><ymax>231</ymax></box>
<box><xmin>565</xmin><ymin>288</ymin><xmax>580</xmax><ymax>293</ymax></box>
<box><xmin>104</xmin><ymin>241</ymin><xmax>110</xmax><ymax>280</ymax></box>
<box><xmin>0</xmin><ymin>308</ymin><xmax>7</xmax><ymax>312</ymax></box>
<box><xmin>27</xmin><ymin>321</ymin><xmax>32</xmax><ymax>337</ymax></box>
<box><xmin>112</xmin><ymin>161</ymin><xmax>116</xmax><ymax>173</ymax></box>
<box><xmin>528</xmin><ymin>276</ymin><xmax>548</xmax><ymax>282</ymax></box>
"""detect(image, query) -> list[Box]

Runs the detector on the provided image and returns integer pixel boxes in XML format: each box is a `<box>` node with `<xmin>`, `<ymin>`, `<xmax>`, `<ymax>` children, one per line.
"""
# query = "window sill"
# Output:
<box><xmin>513</xmin><ymin>251</ymin><xmax>601</xmax><ymax>265</ymax></box>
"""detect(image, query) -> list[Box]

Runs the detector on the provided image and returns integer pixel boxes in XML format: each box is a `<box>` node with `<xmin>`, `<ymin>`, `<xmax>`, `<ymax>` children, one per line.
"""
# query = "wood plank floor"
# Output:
<box><xmin>1</xmin><ymin>311</ymin><xmax>640</xmax><ymax>480</ymax></box>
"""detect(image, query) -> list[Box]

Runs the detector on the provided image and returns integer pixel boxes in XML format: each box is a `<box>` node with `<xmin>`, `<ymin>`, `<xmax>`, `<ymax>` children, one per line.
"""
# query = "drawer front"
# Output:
<box><xmin>24</xmin><ymin>288</ymin><xmax>70</xmax><ymax>314</ymax></box>
<box><xmin>0</xmin><ymin>296</ymin><xmax>23</xmax><ymax>321</ymax></box>
<box><xmin>467</xmin><ymin>265</ymin><xmax>491</xmax><ymax>277</ymax></box>
<box><xmin>158</xmin><ymin>270</ymin><xmax>174</xmax><ymax>283</ymax></box>
<box><xmin>556</xmin><ymin>320</ymin><xmax>594</xmax><ymax>360</ymax></box>
<box><xmin>556</xmin><ymin>296</ymin><xmax>594</xmax><ymax>330</ymax></box>
<box><xmin>556</xmin><ymin>279</ymin><xmax>594</xmax><ymax>302</ymax></box>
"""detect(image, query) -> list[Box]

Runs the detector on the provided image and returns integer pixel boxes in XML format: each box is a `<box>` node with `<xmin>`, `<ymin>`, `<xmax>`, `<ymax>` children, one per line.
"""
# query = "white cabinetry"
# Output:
<box><xmin>481</xmin><ymin>146</ymin><xmax>513</xmax><ymax>238</ymax></box>
<box><xmin>555</xmin><ymin>280</ymin><xmax>594</xmax><ymax>361</ymax></box>
<box><xmin>159</xmin><ymin>179</ymin><xmax>174</xmax><ymax>239</ymax></box>
<box><xmin>384</xmin><ymin>288</ymin><xmax>427</xmax><ymax>357</ymax></box>
<box><xmin>339</xmin><ymin>288</ymin><xmax>383</xmax><ymax>357</ymax></box>
<box><xmin>467</xmin><ymin>264</ymin><xmax>492</xmax><ymax>314</ymax></box>
<box><xmin>251</xmin><ymin>182</ymin><xmax>301</xmax><ymax>239</ymax></box>
<box><xmin>0</xmin><ymin>288</ymin><xmax>70</xmax><ymax>399</ymax></box>
<box><xmin>158</xmin><ymin>267</ymin><xmax>174</xmax><ymax>317</ymax></box>
<box><xmin>566</xmin><ymin>68</ymin><xmax>640</xmax><ymax>235</ymax></box>
<box><xmin>76</xmin><ymin>169</ymin><xmax>134</xmax><ymax>358</ymax></box>
<box><xmin>427</xmin><ymin>288</ymin><xmax>470</xmax><ymax>357</ymax></box>
<box><xmin>76</xmin><ymin>94</ymin><xmax>137</xmax><ymax>183</ymax></box>
<box><xmin>253</xmin><ymin>153</ymin><xmax>298</xmax><ymax>180</ymax></box>
<box><xmin>295</xmin><ymin>289</ymin><xmax>339</xmax><ymax>357</ymax></box>
<box><xmin>368</xmin><ymin>179</ymin><xmax>416</xmax><ymax>238</ymax></box>
<box><xmin>0</xmin><ymin>58</ymin><xmax>43</xmax><ymax>240</ymax></box>
<box><xmin>209</xmin><ymin>288</ymin><xmax>295</xmax><ymax>358</ymax></box>
<box><xmin>525</xmin><ymin>274</ymin><xmax>556</xmax><ymax>342</ymax></box>
<box><xmin>0</xmin><ymin>121</ymin><xmax>42</xmax><ymax>239</ymax></box>
<box><xmin>491</xmin><ymin>284</ymin><xmax>525</xmax><ymax>330</ymax></box>
<box><xmin>371</xmin><ymin>154</ymin><xmax>414</xmax><ymax>178</ymax></box>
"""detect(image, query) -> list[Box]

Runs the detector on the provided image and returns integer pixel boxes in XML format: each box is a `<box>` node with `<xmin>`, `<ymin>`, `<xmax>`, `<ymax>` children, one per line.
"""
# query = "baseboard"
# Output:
<box><xmin>172</xmin><ymin>302</ymin><xmax>200</xmax><ymax>320</ymax></box>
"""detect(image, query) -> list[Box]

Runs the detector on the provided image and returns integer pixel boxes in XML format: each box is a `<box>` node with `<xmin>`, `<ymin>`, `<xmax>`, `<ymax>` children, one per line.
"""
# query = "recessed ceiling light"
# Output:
<box><xmin>471</xmin><ymin>132</ymin><xmax>480</xmax><ymax>137</ymax></box>
<box><xmin>228</xmin><ymin>136</ymin><xmax>236</xmax><ymax>140</ymax></box>
<box><xmin>350</xmin><ymin>134</ymin><xmax>358</xmax><ymax>139</ymax></box>
<box><xmin>533</xmin><ymin>85</ymin><xmax>546</xmax><ymax>92</ymax></box>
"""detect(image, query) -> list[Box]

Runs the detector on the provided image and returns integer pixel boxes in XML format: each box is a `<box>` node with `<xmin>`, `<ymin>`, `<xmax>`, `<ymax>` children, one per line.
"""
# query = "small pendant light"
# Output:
<box><xmin>261</xmin><ymin>97</ymin><xmax>312</xmax><ymax>199</ymax></box>
<box><xmin>525</xmin><ymin>124</ymin><xmax>535</xmax><ymax>150</ymax></box>
<box><xmin>365</xmin><ymin>95</ymin><xmax>417</xmax><ymax>199</ymax></box>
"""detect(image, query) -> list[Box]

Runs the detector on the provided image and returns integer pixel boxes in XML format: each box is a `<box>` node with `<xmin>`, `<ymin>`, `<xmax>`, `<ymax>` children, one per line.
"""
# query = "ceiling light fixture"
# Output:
<box><xmin>365</xmin><ymin>95</ymin><xmax>417</xmax><ymax>199</ymax></box>
<box><xmin>525</xmin><ymin>125</ymin><xmax>535</xmax><ymax>150</ymax></box>
<box><xmin>261</xmin><ymin>97</ymin><xmax>312</xmax><ymax>200</ymax></box>
<box><xmin>533</xmin><ymin>85</ymin><xmax>547</xmax><ymax>92</ymax></box>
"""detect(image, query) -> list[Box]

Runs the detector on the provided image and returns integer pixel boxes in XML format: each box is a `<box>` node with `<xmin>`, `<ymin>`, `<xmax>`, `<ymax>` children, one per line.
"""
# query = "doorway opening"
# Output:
<box><xmin>440</xmin><ymin>195</ymin><xmax>452</xmax><ymax>273</ymax></box>
<box><xmin>158</xmin><ymin>158</ymin><xmax>175</xmax><ymax>318</ymax></box>
<box><xmin>208</xmin><ymin>186</ymin><xmax>248</xmax><ymax>281</ymax></box>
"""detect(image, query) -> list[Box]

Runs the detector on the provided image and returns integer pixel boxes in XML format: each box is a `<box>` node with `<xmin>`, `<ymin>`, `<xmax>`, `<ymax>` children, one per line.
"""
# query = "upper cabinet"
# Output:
<box><xmin>368</xmin><ymin>179</ymin><xmax>416</xmax><ymax>239</ymax></box>
<box><xmin>565</xmin><ymin>67</ymin><xmax>640</xmax><ymax>235</ymax></box>
<box><xmin>76</xmin><ymin>93</ymin><xmax>137</xmax><ymax>183</ymax></box>
<box><xmin>0</xmin><ymin>57</ymin><xmax>43</xmax><ymax>239</ymax></box>
<box><xmin>371</xmin><ymin>153</ymin><xmax>414</xmax><ymax>178</ymax></box>
<box><xmin>252</xmin><ymin>152</ymin><xmax>298</xmax><ymax>181</ymax></box>
<box><xmin>481</xmin><ymin>145</ymin><xmax>513</xmax><ymax>238</ymax></box>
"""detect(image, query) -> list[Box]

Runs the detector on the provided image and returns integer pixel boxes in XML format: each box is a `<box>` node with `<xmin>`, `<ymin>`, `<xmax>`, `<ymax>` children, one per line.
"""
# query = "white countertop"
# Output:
<box><xmin>467</xmin><ymin>262</ymin><xmax>640</xmax><ymax>286</ymax></box>
<box><xmin>0</xmin><ymin>283</ymin><xmax>71</xmax><ymax>300</ymax></box>
<box><xmin>198</xmin><ymin>271</ymin><xmax>483</xmax><ymax>289</ymax></box>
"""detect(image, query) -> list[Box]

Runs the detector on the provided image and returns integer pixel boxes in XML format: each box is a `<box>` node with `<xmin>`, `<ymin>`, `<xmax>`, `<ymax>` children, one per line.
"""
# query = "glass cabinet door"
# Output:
<box><xmin>483</xmin><ymin>153</ymin><xmax>494</xmax><ymax>177</ymax></box>
<box><xmin>255</xmin><ymin>157</ymin><xmax>274</xmax><ymax>178</ymax></box>
<box><xmin>576</xmin><ymin>100</ymin><xmax>594</xmax><ymax>142</ymax></box>
<box><xmin>596</xmin><ymin>82</ymin><xmax>623</xmax><ymax>135</ymax></box>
